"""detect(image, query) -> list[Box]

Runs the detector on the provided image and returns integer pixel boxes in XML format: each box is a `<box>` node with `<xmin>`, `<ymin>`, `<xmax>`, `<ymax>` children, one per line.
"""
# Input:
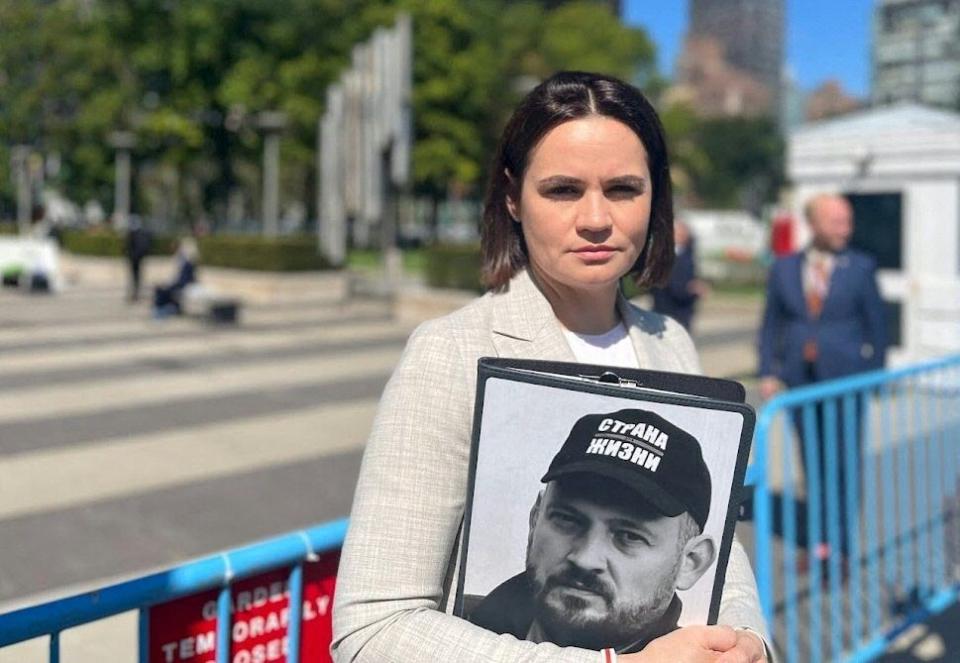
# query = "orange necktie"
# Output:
<box><xmin>803</xmin><ymin>256</ymin><xmax>829</xmax><ymax>362</ymax></box>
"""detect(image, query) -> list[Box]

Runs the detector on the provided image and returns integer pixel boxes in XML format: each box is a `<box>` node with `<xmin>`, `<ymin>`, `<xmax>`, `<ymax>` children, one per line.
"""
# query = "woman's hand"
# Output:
<box><xmin>716</xmin><ymin>628</ymin><xmax>768</xmax><ymax>662</ymax></box>
<box><xmin>619</xmin><ymin>625</ymin><xmax>735</xmax><ymax>662</ymax></box>
<box><xmin>617</xmin><ymin>625</ymin><xmax>767</xmax><ymax>663</ymax></box>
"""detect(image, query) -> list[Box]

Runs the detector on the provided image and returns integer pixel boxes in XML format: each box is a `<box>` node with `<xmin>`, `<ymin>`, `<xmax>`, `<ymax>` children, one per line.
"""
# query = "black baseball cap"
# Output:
<box><xmin>541</xmin><ymin>408</ymin><xmax>712</xmax><ymax>531</ymax></box>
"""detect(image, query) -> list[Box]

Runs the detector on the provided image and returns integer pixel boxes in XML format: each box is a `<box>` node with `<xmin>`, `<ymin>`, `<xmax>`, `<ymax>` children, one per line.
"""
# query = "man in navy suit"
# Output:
<box><xmin>652</xmin><ymin>220</ymin><xmax>707</xmax><ymax>331</ymax></box>
<box><xmin>758</xmin><ymin>193</ymin><xmax>887</xmax><ymax>563</ymax></box>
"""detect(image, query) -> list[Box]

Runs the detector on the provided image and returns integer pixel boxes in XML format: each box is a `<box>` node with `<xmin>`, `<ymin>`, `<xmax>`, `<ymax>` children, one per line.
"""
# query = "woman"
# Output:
<box><xmin>332</xmin><ymin>71</ymin><xmax>768</xmax><ymax>663</ymax></box>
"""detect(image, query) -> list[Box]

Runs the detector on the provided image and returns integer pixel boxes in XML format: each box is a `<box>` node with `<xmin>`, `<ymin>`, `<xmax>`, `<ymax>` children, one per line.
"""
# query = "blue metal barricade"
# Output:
<box><xmin>749</xmin><ymin>354</ymin><xmax>960</xmax><ymax>662</ymax></box>
<box><xmin>3</xmin><ymin>356</ymin><xmax>959</xmax><ymax>662</ymax></box>
<box><xmin>0</xmin><ymin>518</ymin><xmax>347</xmax><ymax>663</ymax></box>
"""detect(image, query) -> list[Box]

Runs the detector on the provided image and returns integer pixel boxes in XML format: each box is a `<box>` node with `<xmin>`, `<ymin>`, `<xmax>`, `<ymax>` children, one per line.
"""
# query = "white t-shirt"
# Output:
<box><xmin>562</xmin><ymin>322</ymin><xmax>640</xmax><ymax>369</ymax></box>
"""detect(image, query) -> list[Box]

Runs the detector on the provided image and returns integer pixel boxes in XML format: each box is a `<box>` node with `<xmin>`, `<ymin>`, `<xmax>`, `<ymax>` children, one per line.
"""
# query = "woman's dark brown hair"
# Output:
<box><xmin>480</xmin><ymin>71</ymin><xmax>674</xmax><ymax>291</ymax></box>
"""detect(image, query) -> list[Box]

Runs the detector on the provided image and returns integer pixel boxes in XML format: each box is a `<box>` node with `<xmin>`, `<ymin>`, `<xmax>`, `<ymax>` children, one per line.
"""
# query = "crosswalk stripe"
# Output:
<box><xmin>0</xmin><ymin>318</ymin><xmax>408</xmax><ymax>375</ymax></box>
<box><xmin>0</xmin><ymin>334</ymin><xmax>408</xmax><ymax>394</ymax></box>
<box><xmin>0</xmin><ymin>303</ymin><xmax>386</xmax><ymax>347</ymax></box>
<box><xmin>0</xmin><ymin>347</ymin><xmax>401</xmax><ymax>423</ymax></box>
<box><xmin>0</xmin><ymin>398</ymin><xmax>377</xmax><ymax>521</ymax></box>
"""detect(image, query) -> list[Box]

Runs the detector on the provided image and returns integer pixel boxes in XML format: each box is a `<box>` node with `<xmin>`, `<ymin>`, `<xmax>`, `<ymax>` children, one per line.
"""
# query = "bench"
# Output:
<box><xmin>180</xmin><ymin>284</ymin><xmax>243</xmax><ymax>324</ymax></box>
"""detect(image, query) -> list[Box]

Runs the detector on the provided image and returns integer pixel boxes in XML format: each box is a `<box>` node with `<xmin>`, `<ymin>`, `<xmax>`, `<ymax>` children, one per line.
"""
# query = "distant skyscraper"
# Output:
<box><xmin>669</xmin><ymin>36</ymin><xmax>773</xmax><ymax>118</ymax></box>
<box><xmin>780</xmin><ymin>67</ymin><xmax>806</xmax><ymax>130</ymax></box>
<box><xmin>872</xmin><ymin>0</ymin><xmax>960</xmax><ymax>108</ymax></box>
<box><xmin>687</xmin><ymin>0</ymin><xmax>785</xmax><ymax>112</ymax></box>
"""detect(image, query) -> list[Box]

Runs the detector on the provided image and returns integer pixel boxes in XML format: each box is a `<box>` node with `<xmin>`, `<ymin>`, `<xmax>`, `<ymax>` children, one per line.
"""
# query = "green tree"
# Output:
<box><xmin>0</xmin><ymin>1</ymin><xmax>137</xmax><ymax>206</ymax></box>
<box><xmin>688</xmin><ymin>116</ymin><xmax>785</xmax><ymax>212</ymax></box>
<box><xmin>539</xmin><ymin>1</ymin><xmax>655</xmax><ymax>83</ymax></box>
<box><xmin>402</xmin><ymin>0</ymin><xmax>656</xmax><ymax>199</ymax></box>
<box><xmin>659</xmin><ymin>102</ymin><xmax>709</xmax><ymax>200</ymax></box>
<box><xmin>1</xmin><ymin>0</ymin><xmax>387</xmax><ymax>223</ymax></box>
<box><xmin>401</xmin><ymin>0</ymin><xmax>501</xmax><ymax>200</ymax></box>
<box><xmin>0</xmin><ymin>0</ymin><xmax>659</xmax><ymax>231</ymax></box>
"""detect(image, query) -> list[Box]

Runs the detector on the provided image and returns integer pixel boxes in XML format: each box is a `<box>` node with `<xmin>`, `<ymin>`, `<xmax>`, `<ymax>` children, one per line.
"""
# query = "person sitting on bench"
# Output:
<box><xmin>153</xmin><ymin>237</ymin><xmax>198</xmax><ymax>317</ymax></box>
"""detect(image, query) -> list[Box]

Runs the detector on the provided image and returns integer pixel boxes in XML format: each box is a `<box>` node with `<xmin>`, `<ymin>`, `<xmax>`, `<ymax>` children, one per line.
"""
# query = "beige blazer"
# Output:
<box><xmin>332</xmin><ymin>269</ymin><xmax>768</xmax><ymax>663</ymax></box>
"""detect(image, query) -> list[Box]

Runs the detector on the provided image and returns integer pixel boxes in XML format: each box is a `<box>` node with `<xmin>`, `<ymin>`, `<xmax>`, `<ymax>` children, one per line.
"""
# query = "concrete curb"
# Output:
<box><xmin>59</xmin><ymin>254</ymin><xmax>350</xmax><ymax>305</ymax></box>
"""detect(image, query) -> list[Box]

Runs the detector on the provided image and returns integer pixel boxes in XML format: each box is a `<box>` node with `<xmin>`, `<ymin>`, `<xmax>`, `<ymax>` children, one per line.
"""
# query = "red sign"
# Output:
<box><xmin>149</xmin><ymin>551</ymin><xmax>339</xmax><ymax>663</ymax></box>
<box><xmin>771</xmin><ymin>213</ymin><xmax>794</xmax><ymax>256</ymax></box>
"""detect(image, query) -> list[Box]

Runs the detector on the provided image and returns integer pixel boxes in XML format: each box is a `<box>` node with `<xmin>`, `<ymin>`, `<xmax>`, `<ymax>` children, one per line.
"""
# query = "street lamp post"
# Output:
<box><xmin>12</xmin><ymin>146</ymin><xmax>32</xmax><ymax>234</ymax></box>
<box><xmin>109</xmin><ymin>131</ymin><xmax>136</xmax><ymax>228</ymax></box>
<box><xmin>258</xmin><ymin>111</ymin><xmax>287</xmax><ymax>238</ymax></box>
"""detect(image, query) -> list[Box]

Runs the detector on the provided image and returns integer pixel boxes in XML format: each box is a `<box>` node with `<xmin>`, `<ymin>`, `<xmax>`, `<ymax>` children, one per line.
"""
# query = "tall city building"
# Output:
<box><xmin>872</xmin><ymin>0</ymin><xmax>960</xmax><ymax>108</ymax></box>
<box><xmin>669</xmin><ymin>36</ymin><xmax>773</xmax><ymax>118</ymax></box>
<box><xmin>780</xmin><ymin>67</ymin><xmax>807</xmax><ymax>130</ymax></box>
<box><xmin>688</xmin><ymin>0</ymin><xmax>786</xmax><ymax>111</ymax></box>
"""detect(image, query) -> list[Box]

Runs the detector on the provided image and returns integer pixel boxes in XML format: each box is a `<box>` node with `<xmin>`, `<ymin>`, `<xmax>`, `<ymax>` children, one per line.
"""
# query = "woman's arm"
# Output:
<box><xmin>718</xmin><ymin>538</ymin><xmax>771</xmax><ymax>648</ymax></box>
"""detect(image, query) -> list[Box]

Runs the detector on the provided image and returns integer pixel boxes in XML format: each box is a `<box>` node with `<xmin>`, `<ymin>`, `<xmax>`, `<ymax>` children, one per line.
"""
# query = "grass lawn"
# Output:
<box><xmin>347</xmin><ymin>248</ymin><xmax>427</xmax><ymax>275</ymax></box>
<box><xmin>710</xmin><ymin>281</ymin><xmax>764</xmax><ymax>299</ymax></box>
<box><xmin>348</xmin><ymin>248</ymin><xmax>765</xmax><ymax>299</ymax></box>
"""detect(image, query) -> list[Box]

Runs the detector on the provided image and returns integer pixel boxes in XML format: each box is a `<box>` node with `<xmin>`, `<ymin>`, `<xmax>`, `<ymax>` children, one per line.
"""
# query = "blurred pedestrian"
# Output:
<box><xmin>26</xmin><ymin>204</ymin><xmax>55</xmax><ymax>292</ymax></box>
<box><xmin>153</xmin><ymin>236</ymin><xmax>198</xmax><ymax>317</ymax></box>
<box><xmin>651</xmin><ymin>220</ymin><xmax>708</xmax><ymax>331</ymax></box>
<box><xmin>757</xmin><ymin>193</ymin><xmax>887</xmax><ymax>566</ymax></box>
<box><xmin>125</xmin><ymin>217</ymin><xmax>152</xmax><ymax>302</ymax></box>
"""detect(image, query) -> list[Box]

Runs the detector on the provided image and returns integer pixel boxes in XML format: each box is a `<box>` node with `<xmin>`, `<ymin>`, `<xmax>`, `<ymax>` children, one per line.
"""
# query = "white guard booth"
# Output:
<box><xmin>788</xmin><ymin>103</ymin><xmax>960</xmax><ymax>365</ymax></box>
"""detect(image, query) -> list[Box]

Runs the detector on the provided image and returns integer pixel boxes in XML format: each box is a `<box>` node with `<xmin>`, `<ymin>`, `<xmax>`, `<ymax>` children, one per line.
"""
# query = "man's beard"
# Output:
<box><xmin>527</xmin><ymin>561</ymin><xmax>679</xmax><ymax>651</ymax></box>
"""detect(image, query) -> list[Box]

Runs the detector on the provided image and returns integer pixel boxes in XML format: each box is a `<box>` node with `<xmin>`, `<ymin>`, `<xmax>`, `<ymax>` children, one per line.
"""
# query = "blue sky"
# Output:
<box><xmin>624</xmin><ymin>0</ymin><xmax>874</xmax><ymax>97</ymax></box>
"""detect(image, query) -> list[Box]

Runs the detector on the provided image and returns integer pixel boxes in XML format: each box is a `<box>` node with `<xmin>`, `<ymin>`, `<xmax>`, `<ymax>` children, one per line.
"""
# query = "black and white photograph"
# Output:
<box><xmin>456</xmin><ymin>366</ymin><xmax>753</xmax><ymax>654</ymax></box>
